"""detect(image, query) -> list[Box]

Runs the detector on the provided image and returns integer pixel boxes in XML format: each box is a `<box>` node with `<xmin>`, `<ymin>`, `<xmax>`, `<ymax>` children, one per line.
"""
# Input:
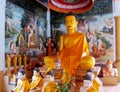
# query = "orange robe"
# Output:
<box><xmin>93</xmin><ymin>78</ymin><xmax>101</xmax><ymax>92</ymax></box>
<box><xmin>30</xmin><ymin>75</ymin><xmax>44</xmax><ymax>92</ymax></box>
<box><xmin>87</xmin><ymin>86</ymin><xmax>98</xmax><ymax>92</ymax></box>
<box><xmin>14</xmin><ymin>79</ymin><xmax>30</xmax><ymax>92</ymax></box>
<box><xmin>59</xmin><ymin>32</ymin><xmax>94</xmax><ymax>75</ymax></box>
<box><xmin>43</xmin><ymin>81</ymin><xmax>58</xmax><ymax>92</ymax></box>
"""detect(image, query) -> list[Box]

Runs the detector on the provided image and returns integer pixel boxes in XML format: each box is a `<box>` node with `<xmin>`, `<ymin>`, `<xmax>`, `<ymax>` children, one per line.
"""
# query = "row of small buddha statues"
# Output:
<box><xmin>11</xmin><ymin>67</ymin><xmax>55</xmax><ymax>92</ymax></box>
<box><xmin>6</xmin><ymin>53</ymin><xmax>28</xmax><ymax>75</ymax></box>
<box><xmin>11</xmin><ymin>59</ymin><xmax>118</xmax><ymax>92</ymax></box>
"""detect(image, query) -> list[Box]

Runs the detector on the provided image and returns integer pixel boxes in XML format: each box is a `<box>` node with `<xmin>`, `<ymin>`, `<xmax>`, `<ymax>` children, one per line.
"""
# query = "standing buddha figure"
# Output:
<box><xmin>46</xmin><ymin>37</ymin><xmax>54</xmax><ymax>56</ymax></box>
<box><xmin>13</xmin><ymin>53</ymin><xmax>17</xmax><ymax>74</ymax></box>
<box><xmin>17</xmin><ymin>53</ymin><xmax>22</xmax><ymax>69</ymax></box>
<box><xmin>6</xmin><ymin>53</ymin><xmax>11</xmax><ymax>75</ymax></box>
<box><xmin>23</xmin><ymin>54</ymin><xmax>27</xmax><ymax>70</ymax></box>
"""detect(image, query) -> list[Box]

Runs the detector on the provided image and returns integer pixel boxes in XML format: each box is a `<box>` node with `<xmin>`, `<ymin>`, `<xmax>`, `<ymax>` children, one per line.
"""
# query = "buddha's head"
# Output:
<box><xmin>64</xmin><ymin>12</ymin><xmax>78</xmax><ymax>33</ymax></box>
<box><xmin>83</xmin><ymin>74</ymin><xmax>92</xmax><ymax>88</ymax></box>
<box><xmin>86</xmin><ymin>68</ymin><xmax>94</xmax><ymax>79</ymax></box>
<box><xmin>17</xmin><ymin>69</ymin><xmax>26</xmax><ymax>80</ymax></box>
<box><xmin>45</xmin><ymin>70</ymin><xmax>54</xmax><ymax>82</ymax></box>
<box><xmin>33</xmin><ymin>67</ymin><xmax>39</xmax><ymax>76</ymax></box>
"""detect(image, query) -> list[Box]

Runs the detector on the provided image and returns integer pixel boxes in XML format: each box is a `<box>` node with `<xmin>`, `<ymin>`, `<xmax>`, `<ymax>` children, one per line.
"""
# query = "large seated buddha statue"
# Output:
<box><xmin>44</xmin><ymin>12</ymin><xmax>95</xmax><ymax>77</ymax></box>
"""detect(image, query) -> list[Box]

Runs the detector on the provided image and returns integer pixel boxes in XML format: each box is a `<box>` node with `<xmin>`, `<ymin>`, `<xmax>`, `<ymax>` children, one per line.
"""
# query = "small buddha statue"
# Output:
<box><xmin>42</xmin><ymin>70</ymin><xmax>58</xmax><ymax>92</ymax></box>
<box><xmin>80</xmin><ymin>74</ymin><xmax>97</xmax><ymax>92</ymax></box>
<box><xmin>6</xmin><ymin>53</ymin><xmax>11</xmax><ymax>75</ymax></box>
<box><xmin>30</xmin><ymin>67</ymin><xmax>44</xmax><ymax>92</ymax></box>
<box><xmin>45</xmin><ymin>37</ymin><xmax>54</xmax><ymax>56</ymax></box>
<box><xmin>23</xmin><ymin>54</ymin><xmax>27</xmax><ymax>70</ymax></box>
<box><xmin>17</xmin><ymin>53</ymin><xmax>22</xmax><ymax>69</ymax></box>
<box><xmin>12</xmin><ymin>69</ymin><xmax>30</xmax><ymax>92</ymax></box>
<box><xmin>13</xmin><ymin>53</ymin><xmax>17</xmax><ymax>74</ymax></box>
<box><xmin>86</xmin><ymin>69</ymin><xmax>103</xmax><ymax>92</ymax></box>
<box><xmin>103</xmin><ymin>59</ymin><xmax>118</xmax><ymax>77</ymax></box>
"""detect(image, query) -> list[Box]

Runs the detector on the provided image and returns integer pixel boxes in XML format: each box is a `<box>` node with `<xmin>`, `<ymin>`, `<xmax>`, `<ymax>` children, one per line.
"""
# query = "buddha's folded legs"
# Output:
<box><xmin>44</xmin><ymin>56</ymin><xmax>57</xmax><ymax>72</ymax></box>
<box><xmin>78</xmin><ymin>55</ymin><xmax>95</xmax><ymax>69</ymax></box>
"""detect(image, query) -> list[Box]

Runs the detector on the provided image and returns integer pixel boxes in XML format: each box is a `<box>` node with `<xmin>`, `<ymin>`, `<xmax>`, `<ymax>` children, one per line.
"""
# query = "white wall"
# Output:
<box><xmin>0</xmin><ymin>0</ymin><xmax>6</xmax><ymax>71</ymax></box>
<box><xmin>113</xmin><ymin>0</ymin><xmax>120</xmax><ymax>17</ymax></box>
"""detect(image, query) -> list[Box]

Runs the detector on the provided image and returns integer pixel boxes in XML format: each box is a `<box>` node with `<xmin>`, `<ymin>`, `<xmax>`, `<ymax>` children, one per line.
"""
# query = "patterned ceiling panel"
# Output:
<box><xmin>49</xmin><ymin>0</ymin><xmax>94</xmax><ymax>14</ymax></box>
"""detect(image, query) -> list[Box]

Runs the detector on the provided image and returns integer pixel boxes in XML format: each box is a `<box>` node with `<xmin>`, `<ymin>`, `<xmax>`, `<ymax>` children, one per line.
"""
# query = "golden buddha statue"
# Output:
<box><xmin>6</xmin><ymin>53</ymin><xmax>11</xmax><ymax>75</ymax></box>
<box><xmin>23</xmin><ymin>54</ymin><xmax>27</xmax><ymax>70</ymax></box>
<box><xmin>17</xmin><ymin>53</ymin><xmax>22</xmax><ymax>69</ymax></box>
<box><xmin>44</xmin><ymin>12</ymin><xmax>95</xmax><ymax>76</ymax></box>
<box><xmin>12</xmin><ymin>69</ymin><xmax>30</xmax><ymax>92</ymax></box>
<box><xmin>13</xmin><ymin>53</ymin><xmax>17</xmax><ymax>74</ymax></box>
<box><xmin>18</xmin><ymin>34</ymin><xmax>25</xmax><ymax>54</ymax></box>
<box><xmin>30</xmin><ymin>67</ymin><xmax>44</xmax><ymax>92</ymax></box>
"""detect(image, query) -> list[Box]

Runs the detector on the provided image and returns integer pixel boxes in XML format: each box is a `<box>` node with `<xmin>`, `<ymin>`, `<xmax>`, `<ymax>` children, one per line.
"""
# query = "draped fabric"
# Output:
<box><xmin>14</xmin><ymin>79</ymin><xmax>30</xmax><ymax>92</ymax></box>
<box><xmin>87</xmin><ymin>86</ymin><xmax>98</xmax><ymax>92</ymax></box>
<box><xmin>30</xmin><ymin>75</ymin><xmax>44</xmax><ymax>91</ymax></box>
<box><xmin>44</xmin><ymin>81</ymin><xmax>58</xmax><ymax>92</ymax></box>
<box><xmin>48</xmin><ymin>0</ymin><xmax>94</xmax><ymax>14</ymax></box>
<box><xmin>59</xmin><ymin>32</ymin><xmax>89</xmax><ymax>75</ymax></box>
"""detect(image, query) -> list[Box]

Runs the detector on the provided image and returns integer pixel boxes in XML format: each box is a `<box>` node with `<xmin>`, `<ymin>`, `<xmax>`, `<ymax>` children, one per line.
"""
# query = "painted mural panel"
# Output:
<box><xmin>84</xmin><ymin>14</ymin><xmax>114</xmax><ymax>64</ymax></box>
<box><xmin>5</xmin><ymin>1</ymin><xmax>47</xmax><ymax>55</ymax></box>
<box><xmin>52</xmin><ymin>13</ymin><xmax>114</xmax><ymax>63</ymax></box>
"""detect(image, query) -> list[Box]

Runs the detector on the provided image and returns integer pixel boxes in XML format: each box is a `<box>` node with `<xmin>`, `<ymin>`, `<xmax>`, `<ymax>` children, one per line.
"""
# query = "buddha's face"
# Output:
<box><xmin>33</xmin><ymin>71</ymin><xmax>39</xmax><ymax>76</ymax></box>
<box><xmin>45</xmin><ymin>75</ymin><xmax>54</xmax><ymax>82</ymax></box>
<box><xmin>83</xmin><ymin>80</ymin><xmax>92</xmax><ymax>88</ymax></box>
<box><xmin>65</xmin><ymin>15</ymin><xmax>78</xmax><ymax>31</ymax></box>
<box><xmin>18</xmin><ymin>72</ymin><xmax>25</xmax><ymax>80</ymax></box>
<box><xmin>87</xmin><ymin>72</ymin><xmax>94</xmax><ymax>79</ymax></box>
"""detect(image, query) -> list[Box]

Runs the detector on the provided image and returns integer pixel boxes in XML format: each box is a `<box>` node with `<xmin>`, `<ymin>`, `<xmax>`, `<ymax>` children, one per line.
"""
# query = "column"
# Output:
<box><xmin>46</xmin><ymin>8</ymin><xmax>51</xmax><ymax>37</ymax></box>
<box><xmin>113</xmin><ymin>0</ymin><xmax>120</xmax><ymax>82</ymax></box>
<box><xmin>0</xmin><ymin>0</ymin><xmax>6</xmax><ymax>91</ymax></box>
<box><xmin>114</xmin><ymin>16</ymin><xmax>120</xmax><ymax>81</ymax></box>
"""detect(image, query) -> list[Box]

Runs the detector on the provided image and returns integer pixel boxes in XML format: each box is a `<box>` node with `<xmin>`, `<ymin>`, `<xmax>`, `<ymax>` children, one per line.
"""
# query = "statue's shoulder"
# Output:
<box><xmin>60</xmin><ymin>34</ymin><xmax>66</xmax><ymax>39</ymax></box>
<box><xmin>76</xmin><ymin>32</ymin><xmax>85</xmax><ymax>37</ymax></box>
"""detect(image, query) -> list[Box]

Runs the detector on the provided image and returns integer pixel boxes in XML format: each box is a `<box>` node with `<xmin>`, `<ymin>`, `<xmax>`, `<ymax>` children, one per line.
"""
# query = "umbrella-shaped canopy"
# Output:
<box><xmin>48</xmin><ymin>0</ymin><xmax>94</xmax><ymax>14</ymax></box>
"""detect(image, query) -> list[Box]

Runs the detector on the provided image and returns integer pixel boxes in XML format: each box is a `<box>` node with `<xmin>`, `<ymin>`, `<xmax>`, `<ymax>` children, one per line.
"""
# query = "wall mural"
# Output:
<box><xmin>5</xmin><ymin>1</ymin><xmax>47</xmax><ymax>70</ymax></box>
<box><xmin>52</xmin><ymin>13</ymin><xmax>114</xmax><ymax>64</ymax></box>
<box><xmin>5</xmin><ymin>1</ymin><xmax>47</xmax><ymax>55</ymax></box>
